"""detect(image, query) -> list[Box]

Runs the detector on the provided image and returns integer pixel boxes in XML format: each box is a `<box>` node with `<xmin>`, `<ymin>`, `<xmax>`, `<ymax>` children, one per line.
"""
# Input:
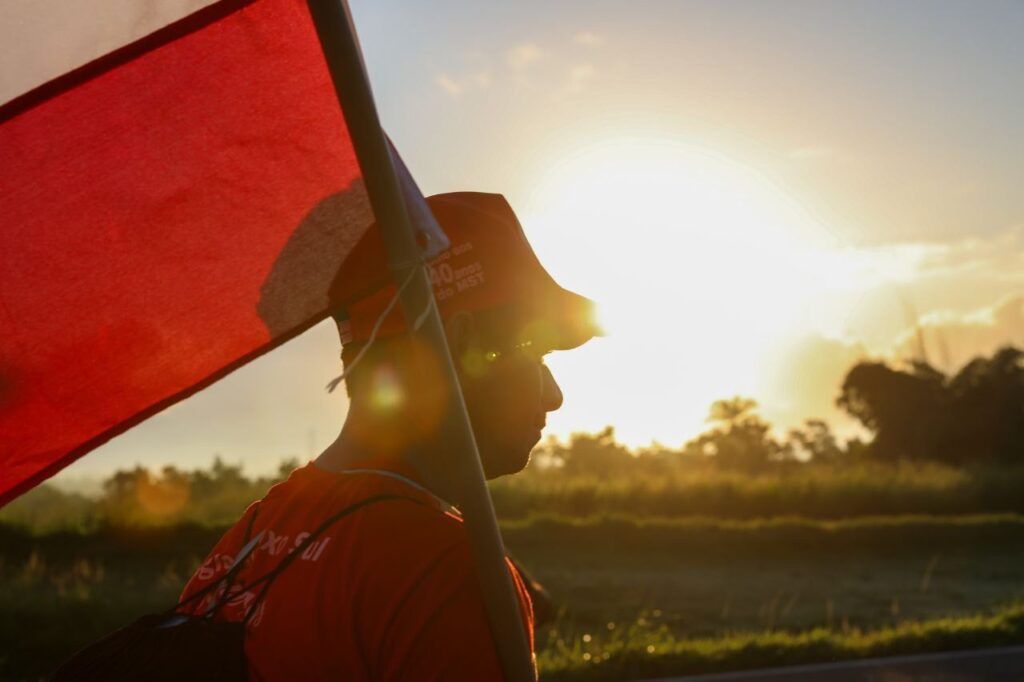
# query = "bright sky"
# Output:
<box><xmin>11</xmin><ymin>0</ymin><xmax>1022</xmax><ymax>483</ymax></box>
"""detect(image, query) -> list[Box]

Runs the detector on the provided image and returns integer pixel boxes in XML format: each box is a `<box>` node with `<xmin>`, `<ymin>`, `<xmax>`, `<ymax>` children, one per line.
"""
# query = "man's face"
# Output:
<box><xmin>455</xmin><ymin>316</ymin><xmax>564</xmax><ymax>479</ymax></box>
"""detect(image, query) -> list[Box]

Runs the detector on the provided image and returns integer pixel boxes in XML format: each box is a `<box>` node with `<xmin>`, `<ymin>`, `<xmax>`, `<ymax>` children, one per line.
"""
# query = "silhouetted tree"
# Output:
<box><xmin>98</xmin><ymin>465</ymin><xmax>189</xmax><ymax>523</ymax></box>
<box><xmin>787</xmin><ymin>419</ymin><xmax>843</xmax><ymax>463</ymax></box>
<box><xmin>945</xmin><ymin>346</ymin><xmax>1024</xmax><ymax>465</ymax></box>
<box><xmin>684</xmin><ymin>397</ymin><xmax>790</xmax><ymax>471</ymax></box>
<box><xmin>553</xmin><ymin>426</ymin><xmax>635</xmax><ymax>475</ymax></box>
<box><xmin>276</xmin><ymin>458</ymin><xmax>301</xmax><ymax>480</ymax></box>
<box><xmin>837</xmin><ymin>345</ymin><xmax>1024</xmax><ymax>464</ymax></box>
<box><xmin>837</xmin><ymin>360</ymin><xmax>949</xmax><ymax>461</ymax></box>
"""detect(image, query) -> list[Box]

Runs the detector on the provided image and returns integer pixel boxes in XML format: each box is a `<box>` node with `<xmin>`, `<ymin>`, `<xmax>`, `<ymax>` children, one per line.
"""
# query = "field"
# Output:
<box><xmin>3</xmin><ymin>456</ymin><xmax>1024</xmax><ymax>679</ymax></box>
<box><xmin>3</xmin><ymin>512</ymin><xmax>1024</xmax><ymax>680</ymax></box>
<box><xmin>490</xmin><ymin>462</ymin><xmax>1024</xmax><ymax>520</ymax></box>
<box><xmin>7</xmin><ymin>461</ymin><xmax>1024</xmax><ymax>532</ymax></box>
<box><xmin>510</xmin><ymin>515</ymin><xmax>1024</xmax><ymax>679</ymax></box>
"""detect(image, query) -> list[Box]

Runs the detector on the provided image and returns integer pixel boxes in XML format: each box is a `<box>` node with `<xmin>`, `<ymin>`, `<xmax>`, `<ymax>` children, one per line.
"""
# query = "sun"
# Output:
<box><xmin>526</xmin><ymin>134</ymin><xmax>859</xmax><ymax>338</ymax></box>
<box><xmin>519</xmin><ymin>134</ymin><xmax>870</xmax><ymax>446</ymax></box>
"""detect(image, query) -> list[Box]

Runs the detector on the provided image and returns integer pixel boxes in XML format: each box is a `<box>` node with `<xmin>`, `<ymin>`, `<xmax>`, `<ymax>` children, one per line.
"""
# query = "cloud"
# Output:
<box><xmin>506</xmin><ymin>43</ymin><xmax>544</xmax><ymax>69</ymax></box>
<box><xmin>434</xmin><ymin>71</ymin><xmax>491</xmax><ymax>97</ymax></box>
<box><xmin>759</xmin><ymin>334</ymin><xmax>869</xmax><ymax>434</ymax></box>
<box><xmin>822</xmin><ymin>225</ymin><xmax>1024</xmax><ymax>292</ymax></box>
<box><xmin>757</xmin><ymin>226</ymin><xmax>1024</xmax><ymax>433</ymax></box>
<box><xmin>758</xmin><ymin>294</ymin><xmax>1023</xmax><ymax>435</ymax></box>
<box><xmin>435</xmin><ymin>42</ymin><xmax>544</xmax><ymax>96</ymax></box>
<box><xmin>892</xmin><ymin>294</ymin><xmax>1024</xmax><ymax>371</ymax></box>
<box><xmin>574</xmin><ymin>31</ymin><xmax>604</xmax><ymax>46</ymax></box>
<box><xmin>438</xmin><ymin>37</ymin><xmax>607</xmax><ymax>96</ymax></box>
<box><xmin>435</xmin><ymin>73</ymin><xmax>463</xmax><ymax>96</ymax></box>
<box><xmin>788</xmin><ymin>146</ymin><xmax>835</xmax><ymax>161</ymax></box>
<box><xmin>911</xmin><ymin>225</ymin><xmax>1024</xmax><ymax>282</ymax></box>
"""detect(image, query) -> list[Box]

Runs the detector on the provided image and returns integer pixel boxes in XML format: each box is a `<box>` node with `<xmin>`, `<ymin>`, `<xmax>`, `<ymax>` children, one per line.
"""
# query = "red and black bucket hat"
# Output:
<box><xmin>328</xmin><ymin>192</ymin><xmax>599</xmax><ymax>352</ymax></box>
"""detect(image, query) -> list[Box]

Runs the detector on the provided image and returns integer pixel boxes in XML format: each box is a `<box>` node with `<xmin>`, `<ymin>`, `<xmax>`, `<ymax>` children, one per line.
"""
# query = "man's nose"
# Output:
<box><xmin>541</xmin><ymin>364</ymin><xmax>563</xmax><ymax>412</ymax></box>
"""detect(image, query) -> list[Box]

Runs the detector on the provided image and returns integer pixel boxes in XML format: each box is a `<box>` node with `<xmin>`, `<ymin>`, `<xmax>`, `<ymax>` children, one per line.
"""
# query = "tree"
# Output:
<box><xmin>554</xmin><ymin>426</ymin><xmax>635</xmax><ymax>475</ymax></box>
<box><xmin>684</xmin><ymin>397</ymin><xmax>790</xmax><ymax>471</ymax></box>
<box><xmin>837</xmin><ymin>346</ymin><xmax>1024</xmax><ymax>464</ymax></box>
<box><xmin>945</xmin><ymin>346</ymin><xmax>1024</xmax><ymax>465</ymax></box>
<box><xmin>836</xmin><ymin>360</ymin><xmax>949</xmax><ymax>461</ymax></box>
<box><xmin>99</xmin><ymin>465</ymin><xmax>189</xmax><ymax>523</ymax></box>
<box><xmin>787</xmin><ymin>419</ymin><xmax>843</xmax><ymax>463</ymax></box>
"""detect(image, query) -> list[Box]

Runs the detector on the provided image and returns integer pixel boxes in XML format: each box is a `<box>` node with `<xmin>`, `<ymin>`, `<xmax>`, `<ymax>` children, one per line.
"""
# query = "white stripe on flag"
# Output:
<box><xmin>0</xmin><ymin>0</ymin><xmax>217</xmax><ymax>106</ymax></box>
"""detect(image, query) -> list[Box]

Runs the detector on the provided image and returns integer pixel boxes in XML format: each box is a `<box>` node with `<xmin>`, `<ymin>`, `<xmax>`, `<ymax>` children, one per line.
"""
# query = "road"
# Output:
<box><xmin>642</xmin><ymin>646</ymin><xmax>1024</xmax><ymax>682</ymax></box>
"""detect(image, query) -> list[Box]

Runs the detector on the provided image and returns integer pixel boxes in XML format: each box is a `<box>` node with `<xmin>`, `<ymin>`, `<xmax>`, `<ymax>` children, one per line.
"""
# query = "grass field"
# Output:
<box><xmin>537</xmin><ymin>604</ymin><xmax>1024</xmax><ymax>681</ymax></box>
<box><xmin>491</xmin><ymin>462</ymin><xmax>1024</xmax><ymax>520</ymax></box>
<box><xmin>2</xmin><ymin>514</ymin><xmax>1023</xmax><ymax>680</ymax></box>
<box><xmin>7</xmin><ymin>461</ymin><xmax>1024</xmax><ymax>533</ymax></box>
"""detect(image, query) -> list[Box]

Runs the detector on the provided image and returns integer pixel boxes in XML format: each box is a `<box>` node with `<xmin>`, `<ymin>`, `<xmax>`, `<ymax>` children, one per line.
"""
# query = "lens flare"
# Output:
<box><xmin>369</xmin><ymin>366</ymin><xmax>404</xmax><ymax>412</ymax></box>
<box><xmin>135</xmin><ymin>472</ymin><xmax>189</xmax><ymax>517</ymax></box>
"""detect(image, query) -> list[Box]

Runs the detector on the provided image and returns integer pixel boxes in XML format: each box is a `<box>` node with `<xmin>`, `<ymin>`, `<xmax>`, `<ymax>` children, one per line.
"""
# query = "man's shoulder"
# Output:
<box><xmin>185</xmin><ymin>466</ymin><xmax>472</xmax><ymax>603</ymax></box>
<box><xmin>342</xmin><ymin>480</ymin><xmax>470</xmax><ymax>566</ymax></box>
<box><xmin>269</xmin><ymin>464</ymin><xmax>471</xmax><ymax>562</ymax></box>
<box><xmin>281</xmin><ymin>463</ymin><xmax>456</xmax><ymax>514</ymax></box>
<box><xmin>285</xmin><ymin>469</ymin><xmax>478</xmax><ymax>612</ymax></box>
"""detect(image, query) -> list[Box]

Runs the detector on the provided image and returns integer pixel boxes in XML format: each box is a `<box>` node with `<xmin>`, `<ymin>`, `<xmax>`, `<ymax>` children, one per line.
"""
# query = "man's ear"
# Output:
<box><xmin>444</xmin><ymin>311</ymin><xmax>478</xmax><ymax>360</ymax></box>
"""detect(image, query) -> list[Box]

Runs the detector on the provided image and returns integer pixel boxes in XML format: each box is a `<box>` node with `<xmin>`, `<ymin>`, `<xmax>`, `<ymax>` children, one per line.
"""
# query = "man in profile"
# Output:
<box><xmin>180</xmin><ymin>192</ymin><xmax>598</xmax><ymax>679</ymax></box>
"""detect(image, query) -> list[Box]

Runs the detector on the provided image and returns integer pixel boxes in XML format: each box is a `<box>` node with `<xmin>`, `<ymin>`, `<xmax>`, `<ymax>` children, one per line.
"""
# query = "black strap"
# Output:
<box><xmin>242</xmin><ymin>503</ymin><xmax>261</xmax><ymax>543</ymax></box>
<box><xmin>175</xmin><ymin>493</ymin><xmax>423</xmax><ymax>623</ymax></box>
<box><xmin>231</xmin><ymin>494</ymin><xmax>422</xmax><ymax>623</ymax></box>
<box><xmin>207</xmin><ymin>504</ymin><xmax>261</xmax><ymax>616</ymax></box>
<box><xmin>174</xmin><ymin>504</ymin><xmax>262</xmax><ymax>614</ymax></box>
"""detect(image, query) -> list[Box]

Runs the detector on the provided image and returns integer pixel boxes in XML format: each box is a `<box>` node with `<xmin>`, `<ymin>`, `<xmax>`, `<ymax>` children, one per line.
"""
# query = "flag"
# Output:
<box><xmin>0</xmin><ymin>0</ymin><xmax>445</xmax><ymax>504</ymax></box>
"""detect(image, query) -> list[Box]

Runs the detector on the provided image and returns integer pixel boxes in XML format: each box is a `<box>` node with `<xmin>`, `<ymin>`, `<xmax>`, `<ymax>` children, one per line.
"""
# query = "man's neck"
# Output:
<box><xmin>315</xmin><ymin>406</ymin><xmax>463</xmax><ymax>505</ymax></box>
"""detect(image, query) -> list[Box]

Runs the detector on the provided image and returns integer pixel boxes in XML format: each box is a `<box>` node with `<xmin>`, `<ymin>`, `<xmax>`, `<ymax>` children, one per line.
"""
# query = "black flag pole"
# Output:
<box><xmin>305</xmin><ymin>1</ymin><xmax>535</xmax><ymax>680</ymax></box>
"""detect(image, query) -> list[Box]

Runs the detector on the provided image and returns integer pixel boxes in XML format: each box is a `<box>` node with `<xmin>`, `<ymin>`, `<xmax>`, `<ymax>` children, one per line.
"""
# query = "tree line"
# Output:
<box><xmin>546</xmin><ymin>345</ymin><xmax>1024</xmax><ymax>474</ymax></box>
<box><xmin>2</xmin><ymin>345</ymin><xmax>1020</xmax><ymax>528</ymax></box>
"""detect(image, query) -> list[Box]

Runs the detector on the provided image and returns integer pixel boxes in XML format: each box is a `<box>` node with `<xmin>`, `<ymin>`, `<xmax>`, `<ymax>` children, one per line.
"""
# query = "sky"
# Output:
<box><xmin>4</xmin><ymin>0</ymin><xmax>1022</xmax><ymax>485</ymax></box>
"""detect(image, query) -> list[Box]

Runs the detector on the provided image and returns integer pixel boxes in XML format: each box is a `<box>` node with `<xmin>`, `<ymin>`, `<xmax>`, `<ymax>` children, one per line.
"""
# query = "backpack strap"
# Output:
<box><xmin>241</xmin><ymin>502</ymin><xmax>261</xmax><ymax>543</ymax></box>
<box><xmin>236</xmin><ymin>493</ymin><xmax>422</xmax><ymax>624</ymax></box>
<box><xmin>174</xmin><ymin>503</ymin><xmax>263</xmax><ymax>615</ymax></box>
<box><xmin>200</xmin><ymin>503</ymin><xmax>262</xmax><ymax>617</ymax></box>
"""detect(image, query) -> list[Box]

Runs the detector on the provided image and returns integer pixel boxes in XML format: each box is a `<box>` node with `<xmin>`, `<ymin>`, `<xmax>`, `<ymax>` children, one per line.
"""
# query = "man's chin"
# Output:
<box><xmin>482</xmin><ymin>444</ymin><xmax>532</xmax><ymax>480</ymax></box>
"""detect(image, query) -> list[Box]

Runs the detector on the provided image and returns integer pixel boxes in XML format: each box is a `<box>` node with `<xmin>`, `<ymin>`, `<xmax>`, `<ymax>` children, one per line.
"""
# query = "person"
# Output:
<box><xmin>178</xmin><ymin>192</ymin><xmax>599</xmax><ymax>680</ymax></box>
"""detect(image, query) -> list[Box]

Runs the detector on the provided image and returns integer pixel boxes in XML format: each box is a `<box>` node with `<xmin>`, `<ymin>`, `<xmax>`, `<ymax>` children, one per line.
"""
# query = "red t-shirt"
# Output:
<box><xmin>180</xmin><ymin>462</ymin><xmax>534</xmax><ymax>681</ymax></box>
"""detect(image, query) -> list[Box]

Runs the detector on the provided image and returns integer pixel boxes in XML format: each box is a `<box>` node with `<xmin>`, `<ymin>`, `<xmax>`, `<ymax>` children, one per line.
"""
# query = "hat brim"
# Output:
<box><xmin>538</xmin><ymin>288</ymin><xmax>602</xmax><ymax>351</ymax></box>
<box><xmin>477</xmin><ymin>285</ymin><xmax>602</xmax><ymax>353</ymax></box>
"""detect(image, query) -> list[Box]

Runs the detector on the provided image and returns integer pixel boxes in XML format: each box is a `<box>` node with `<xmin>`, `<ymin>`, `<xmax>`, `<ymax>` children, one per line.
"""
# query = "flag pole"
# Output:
<box><xmin>305</xmin><ymin>2</ymin><xmax>535</xmax><ymax>680</ymax></box>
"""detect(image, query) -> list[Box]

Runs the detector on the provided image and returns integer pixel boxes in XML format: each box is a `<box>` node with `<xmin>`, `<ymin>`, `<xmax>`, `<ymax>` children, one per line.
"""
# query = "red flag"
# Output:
<box><xmin>0</xmin><ymin>0</ymin><xmax>437</xmax><ymax>503</ymax></box>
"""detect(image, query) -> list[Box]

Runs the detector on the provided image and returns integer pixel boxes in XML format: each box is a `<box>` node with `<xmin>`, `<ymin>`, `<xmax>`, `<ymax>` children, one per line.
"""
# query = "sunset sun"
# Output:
<box><xmin>523</xmin><ymin>134</ymin><xmax>871</xmax><ymax>444</ymax></box>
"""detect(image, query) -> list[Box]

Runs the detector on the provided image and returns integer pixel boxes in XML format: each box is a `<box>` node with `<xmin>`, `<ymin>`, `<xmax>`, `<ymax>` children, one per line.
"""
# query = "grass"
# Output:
<box><xmin>2</xmin><ymin>514</ymin><xmax>1024</xmax><ymax>680</ymax></box>
<box><xmin>491</xmin><ymin>462</ymin><xmax>1024</xmax><ymax>520</ymax></box>
<box><xmin>505</xmin><ymin>514</ymin><xmax>1024</xmax><ymax>643</ymax></box>
<box><xmin>537</xmin><ymin>603</ymin><xmax>1024</xmax><ymax>680</ymax></box>
<box><xmin>8</xmin><ymin>461</ymin><xmax>1024</xmax><ymax>533</ymax></box>
<box><xmin>0</xmin><ymin>553</ymin><xmax>190</xmax><ymax>680</ymax></box>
